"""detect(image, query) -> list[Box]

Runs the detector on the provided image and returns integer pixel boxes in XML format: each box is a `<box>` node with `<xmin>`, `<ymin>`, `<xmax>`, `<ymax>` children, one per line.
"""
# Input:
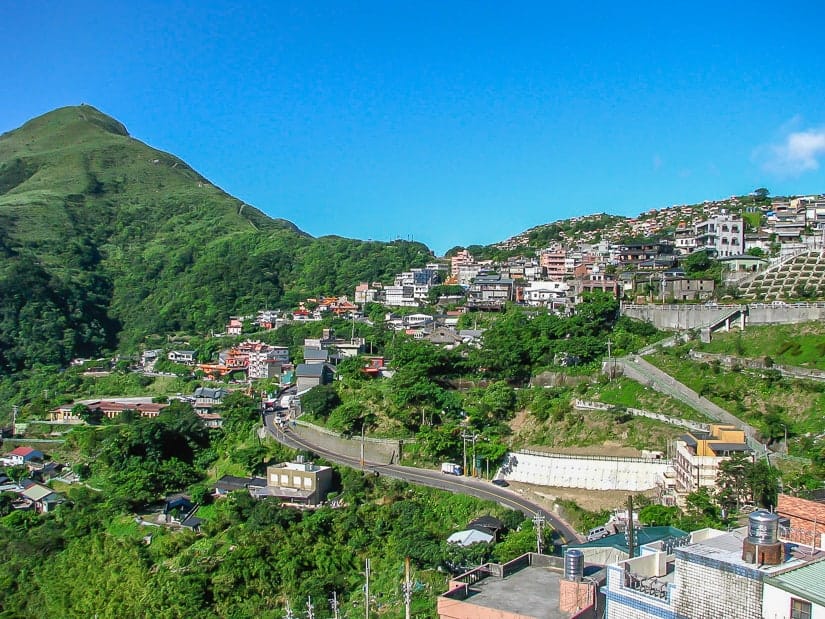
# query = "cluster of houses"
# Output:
<box><xmin>0</xmin><ymin>447</ymin><xmax>65</xmax><ymax>514</ymax></box>
<box><xmin>353</xmin><ymin>195</ymin><xmax>825</xmax><ymax>312</ymax></box>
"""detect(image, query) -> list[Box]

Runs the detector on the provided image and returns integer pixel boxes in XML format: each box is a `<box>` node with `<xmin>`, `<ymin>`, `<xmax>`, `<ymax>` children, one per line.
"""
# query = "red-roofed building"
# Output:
<box><xmin>5</xmin><ymin>446</ymin><xmax>44</xmax><ymax>465</ymax></box>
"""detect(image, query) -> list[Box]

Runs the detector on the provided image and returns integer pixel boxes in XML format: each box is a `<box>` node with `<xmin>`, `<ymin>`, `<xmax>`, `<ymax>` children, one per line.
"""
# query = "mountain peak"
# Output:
<box><xmin>1</xmin><ymin>104</ymin><xmax>129</xmax><ymax>145</ymax></box>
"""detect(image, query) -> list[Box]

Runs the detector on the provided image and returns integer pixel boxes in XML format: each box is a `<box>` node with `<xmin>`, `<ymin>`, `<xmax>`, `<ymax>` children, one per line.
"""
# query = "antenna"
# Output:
<box><xmin>306</xmin><ymin>596</ymin><xmax>314</xmax><ymax>619</ymax></box>
<box><xmin>284</xmin><ymin>601</ymin><xmax>295</xmax><ymax>619</ymax></box>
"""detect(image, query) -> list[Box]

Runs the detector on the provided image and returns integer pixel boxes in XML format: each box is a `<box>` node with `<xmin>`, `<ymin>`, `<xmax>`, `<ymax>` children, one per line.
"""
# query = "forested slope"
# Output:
<box><xmin>0</xmin><ymin>105</ymin><xmax>431</xmax><ymax>371</ymax></box>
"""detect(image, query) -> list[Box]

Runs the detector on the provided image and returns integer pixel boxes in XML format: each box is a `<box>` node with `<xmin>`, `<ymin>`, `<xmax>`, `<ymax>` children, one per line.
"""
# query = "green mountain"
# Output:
<box><xmin>0</xmin><ymin>105</ymin><xmax>432</xmax><ymax>372</ymax></box>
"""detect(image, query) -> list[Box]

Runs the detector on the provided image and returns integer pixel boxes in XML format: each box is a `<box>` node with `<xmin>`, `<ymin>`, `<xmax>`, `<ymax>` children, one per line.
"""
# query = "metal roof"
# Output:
<box><xmin>565</xmin><ymin>526</ymin><xmax>688</xmax><ymax>557</ymax></box>
<box><xmin>766</xmin><ymin>558</ymin><xmax>825</xmax><ymax>607</ymax></box>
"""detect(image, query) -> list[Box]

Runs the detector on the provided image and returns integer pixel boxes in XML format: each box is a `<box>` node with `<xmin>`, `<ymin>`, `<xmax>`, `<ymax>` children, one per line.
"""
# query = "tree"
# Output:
<box><xmin>73</xmin><ymin>404</ymin><xmax>102</xmax><ymax>425</ymax></box>
<box><xmin>754</xmin><ymin>187</ymin><xmax>770</xmax><ymax>200</ymax></box>
<box><xmin>684</xmin><ymin>250</ymin><xmax>712</xmax><ymax>276</ymax></box>
<box><xmin>300</xmin><ymin>384</ymin><xmax>341</xmax><ymax>420</ymax></box>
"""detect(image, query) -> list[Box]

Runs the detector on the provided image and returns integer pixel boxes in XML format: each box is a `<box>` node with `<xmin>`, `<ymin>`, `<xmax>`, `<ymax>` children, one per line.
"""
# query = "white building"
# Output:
<box><xmin>694</xmin><ymin>213</ymin><xmax>744</xmax><ymax>258</ymax></box>
<box><xmin>523</xmin><ymin>280</ymin><xmax>570</xmax><ymax>306</ymax></box>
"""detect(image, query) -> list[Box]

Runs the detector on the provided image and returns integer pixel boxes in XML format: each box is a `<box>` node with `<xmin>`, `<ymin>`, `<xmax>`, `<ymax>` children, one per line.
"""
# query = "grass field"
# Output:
<box><xmin>697</xmin><ymin>322</ymin><xmax>825</xmax><ymax>370</ymax></box>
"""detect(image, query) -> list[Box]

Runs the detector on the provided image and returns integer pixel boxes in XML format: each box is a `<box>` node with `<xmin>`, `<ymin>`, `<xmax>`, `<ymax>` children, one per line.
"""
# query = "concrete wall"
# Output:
<box><xmin>674</xmin><ymin>552</ymin><xmax>764</xmax><ymax>619</ymax></box>
<box><xmin>763</xmin><ymin>583</ymin><xmax>825</xmax><ymax>619</ymax></box>
<box><xmin>622</xmin><ymin>302</ymin><xmax>825</xmax><ymax>331</ymax></box>
<box><xmin>290</xmin><ymin>420</ymin><xmax>406</xmax><ymax>465</ymax></box>
<box><xmin>499</xmin><ymin>451</ymin><xmax>669</xmax><ymax>491</ymax></box>
<box><xmin>573</xmin><ymin>399</ymin><xmax>711</xmax><ymax>433</ymax></box>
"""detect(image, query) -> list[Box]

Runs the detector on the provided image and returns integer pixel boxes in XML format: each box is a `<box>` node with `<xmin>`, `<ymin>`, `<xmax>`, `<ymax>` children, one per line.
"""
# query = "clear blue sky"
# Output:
<box><xmin>4</xmin><ymin>2</ymin><xmax>825</xmax><ymax>254</ymax></box>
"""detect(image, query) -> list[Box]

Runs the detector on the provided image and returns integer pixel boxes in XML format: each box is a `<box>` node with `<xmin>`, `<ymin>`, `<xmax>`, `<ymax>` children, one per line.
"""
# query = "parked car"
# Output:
<box><xmin>586</xmin><ymin>526</ymin><xmax>610</xmax><ymax>541</ymax></box>
<box><xmin>492</xmin><ymin>478</ymin><xmax>509</xmax><ymax>487</ymax></box>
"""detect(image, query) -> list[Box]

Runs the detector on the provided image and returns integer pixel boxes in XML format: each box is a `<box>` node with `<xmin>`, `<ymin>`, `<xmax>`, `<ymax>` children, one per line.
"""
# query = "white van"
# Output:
<box><xmin>586</xmin><ymin>526</ymin><xmax>610</xmax><ymax>541</ymax></box>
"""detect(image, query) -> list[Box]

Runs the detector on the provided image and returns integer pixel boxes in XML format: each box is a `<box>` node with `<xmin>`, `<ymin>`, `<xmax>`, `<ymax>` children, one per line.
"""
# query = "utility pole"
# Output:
<box><xmin>626</xmin><ymin>495</ymin><xmax>635</xmax><ymax>559</ymax></box>
<box><xmin>360</xmin><ymin>424</ymin><xmax>366</xmax><ymax>468</ymax></box>
<box><xmin>462</xmin><ymin>431</ymin><xmax>481</xmax><ymax>476</ymax></box>
<box><xmin>402</xmin><ymin>557</ymin><xmax>413</xmax><ymax>619</ymax></box>
<box><xmin>365</xmin><ymin>558</ymin><xmax>371</xmax><ymax>619</ymax></box>
<box><xmin>329</xmin><ymin>592</ymin><xmax>340</xmax><ymax>619</ymax></box>
<box><xmin>533</xmin><ymin>513</ymin><xmax>545</xmax><ymax>554</ymax></box>
<box><xmin>462</xmin><ymin>433</ymin><xmax>468</xmax><ymax>476</ymax></box>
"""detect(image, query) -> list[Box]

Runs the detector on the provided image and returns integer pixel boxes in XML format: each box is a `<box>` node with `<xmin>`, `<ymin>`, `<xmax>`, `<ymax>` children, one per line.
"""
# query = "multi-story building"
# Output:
<box><xmin>605</xmin><ymin>512</ymin><xmax>825</xmax><ymax>619</ymax></box>
<box><xmin>694</xmin><ymin>213</ymin><xmax>744</xmax><ymax>258</ymax></box>
<box><xmin>451</xmin><ymin>249</ymin><xmax>475</xmax><ymax>276</ymax></box>
<box><xmin>467</xmin><ymin>274</ymin><xmax>516</xmax><ymax>307</ymax></box>
<box><xmin>672</xmin><ymin>425</ymin><xmax>751</xmax><ymax>495</ymax></box>
<box><xmin>674</xmin><ymin>225</ymin><xmax>697</xmax><ymax>255</ymax></box>
<box><xmin>523</xmin><ymin>280</ymin><xmax>570</xmax><ymax>308</ymax></box>
<box><xmin>258</xmin><ymin>458</ymin><xmax>333</xmax><ymax>505</ymax></box>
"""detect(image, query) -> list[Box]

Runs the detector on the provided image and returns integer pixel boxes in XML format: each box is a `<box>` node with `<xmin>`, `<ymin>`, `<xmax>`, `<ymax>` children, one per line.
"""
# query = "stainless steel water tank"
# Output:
<box><xmin>748</xmin><ymin>510</ymin><xmax>779</xmax><ymax>544</ymax></box>
<box><xmin>564</xmin><ymin>549</ymin><xmax>584</xmax><ymax>582</ymax></box>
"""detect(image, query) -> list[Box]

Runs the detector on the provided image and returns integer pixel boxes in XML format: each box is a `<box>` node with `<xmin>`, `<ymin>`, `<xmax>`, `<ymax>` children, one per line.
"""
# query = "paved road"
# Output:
<box><xmin>263</xmin><ymin>414</ymin><xmax>581</xmax><ymax>547</ymax></box>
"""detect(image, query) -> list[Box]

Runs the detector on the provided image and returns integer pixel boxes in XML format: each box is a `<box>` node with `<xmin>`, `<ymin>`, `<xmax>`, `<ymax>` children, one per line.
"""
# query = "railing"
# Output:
<box><xmin>516</xmin><ymin>448</ymin><xmax>669</xmax><ymax>464</ymax></box>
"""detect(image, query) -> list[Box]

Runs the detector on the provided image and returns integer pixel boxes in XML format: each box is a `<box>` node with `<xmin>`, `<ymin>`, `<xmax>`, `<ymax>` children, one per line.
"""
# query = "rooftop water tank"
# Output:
<box><xmin>748</xmin><ymin>510</ymin><xmax>779</xmax><ymax>545</ymax></box>
<box><xmin>564</xmin><ymin>549</ymin><xmax>584</xmax><ymax>582</ymax></box>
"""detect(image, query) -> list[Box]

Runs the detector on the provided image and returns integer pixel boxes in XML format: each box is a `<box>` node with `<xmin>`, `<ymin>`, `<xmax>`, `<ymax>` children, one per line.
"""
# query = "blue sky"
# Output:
<box><xmin>4</xmin><ymin>2</ymin><xmax>825</xmax><ymax>254</ymax></box>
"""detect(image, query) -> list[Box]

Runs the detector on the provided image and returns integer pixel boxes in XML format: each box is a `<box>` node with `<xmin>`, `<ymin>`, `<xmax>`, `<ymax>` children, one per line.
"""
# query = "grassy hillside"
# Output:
<box><xmin>0</xmin><ymin>106</ymin><xmax>432</xmax><ymax>370</ymax></box>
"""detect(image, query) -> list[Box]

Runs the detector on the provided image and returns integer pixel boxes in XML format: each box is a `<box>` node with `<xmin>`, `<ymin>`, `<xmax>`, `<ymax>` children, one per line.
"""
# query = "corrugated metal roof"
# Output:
<box><xmin>767</xmin><ymin>558</ymin><xmax>825</xmax><ymax>607</ymax></box>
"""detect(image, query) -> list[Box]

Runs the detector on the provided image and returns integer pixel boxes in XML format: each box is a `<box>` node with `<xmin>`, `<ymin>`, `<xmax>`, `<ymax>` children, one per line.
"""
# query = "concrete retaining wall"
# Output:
<box><xmin>622</xmin><ymin>302</ymin><xmax>825</xmax><ymax>331</ymax></box>
<box><xmin>572</xmin><ymin>399</ymin><xmax>710</xmax><ymax>432</ymax></box>
<box><xmin>499</xmin><ymin>450</ymin><xmax>669</xmax><ymax>491</ymax></box>
<box><xmin>290</xmin><ymin>420</ymin><xmax>408</xmax><ymax>464</ymax></box>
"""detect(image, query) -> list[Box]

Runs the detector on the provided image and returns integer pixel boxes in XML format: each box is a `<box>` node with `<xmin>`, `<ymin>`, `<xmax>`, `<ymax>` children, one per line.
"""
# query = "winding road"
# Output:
<box><xmin>262</xmin><ymin>413</ymin><xmax>581</xmax><ymax>547</ymax></box>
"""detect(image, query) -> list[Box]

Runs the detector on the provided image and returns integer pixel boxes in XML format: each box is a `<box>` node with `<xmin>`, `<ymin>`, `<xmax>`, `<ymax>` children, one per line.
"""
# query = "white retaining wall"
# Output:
<box><xmin>499</xmin><ymin>450</ymin><xmax>669</xmax><ymax>491</ymax></box>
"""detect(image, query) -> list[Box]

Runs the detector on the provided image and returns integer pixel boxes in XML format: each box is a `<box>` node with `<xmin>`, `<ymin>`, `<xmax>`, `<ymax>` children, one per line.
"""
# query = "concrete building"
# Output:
<box><xmin>695</xmin><ymin>213</ymin><xmax>744</xmax><ymax>258</ymax></box>
<box><xmin>295</xmin><ymin>363</ymin><xmax>335</xmax><ymax>393</ymax></box>
<box><xmin>467</xmin><ymin>274</ymin><xmax>516</xmax><ymax>307</ymax></box>
<box><xmin>437</xmin><ymin>553</ymin><xmax>604</xmax><ymax>619</ymax></box>
<box><xmin>605</xmin><ymin>513</ymin><xmax>825</xmax><ymax>619</ymax></box>
<box><xmin>523</xmin><ymin>280</ymin><xmax>570</xmax><ymax>307</ymax></box>
<box><xmin>450</xmin><ymin>249</ymin><xmax>475</xmax><ymax>276</ymax></box>
<box><xmin>672</xmin><ymin>424</ymin><xmax>750</xmax><ymax>495</ymax></box>
<box><xmin>258</xmin><ymin>458</ymin><xmax>333</xmax><ymax>505</ymax></box>
<box><xmin>168</xmin><ymin>350</ymin><xmax>196</xmax><ymax>365</ymax></box>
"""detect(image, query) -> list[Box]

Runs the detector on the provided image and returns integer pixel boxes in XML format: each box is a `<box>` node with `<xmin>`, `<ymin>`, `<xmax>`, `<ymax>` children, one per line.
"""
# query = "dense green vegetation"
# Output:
<box><xmin>0</xmin><ymin>105</ymin><xmax>432</xmax><ymax>373</ymax></box>
<box><xmin>0</xmin><ymin>393</ymin><xmax>538</xmax><ymax>618</ymax></box>
<box><xmin>646</xmin><ymin>344</ymin><xmax>825</xmax><ymax>490</ymax></box>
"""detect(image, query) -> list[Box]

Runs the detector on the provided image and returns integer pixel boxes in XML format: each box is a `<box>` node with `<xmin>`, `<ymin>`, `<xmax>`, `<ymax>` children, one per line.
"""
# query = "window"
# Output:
<box><xmin>792</xmin><ymin>598</ymin><xmax>812</xmax><ymax>619</ymax></box>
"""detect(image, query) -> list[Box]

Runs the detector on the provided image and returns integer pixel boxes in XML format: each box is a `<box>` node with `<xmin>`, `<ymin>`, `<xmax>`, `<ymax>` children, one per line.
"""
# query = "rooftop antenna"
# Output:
<box><xmin>305</xmin><ymin>596</ymin><xmax>315</xmax><ymax>619</ymax></box>
<box><xmin>284</xmin><ymin>601</ymin><xmax>295</xmax><ymax>619</ymax></box>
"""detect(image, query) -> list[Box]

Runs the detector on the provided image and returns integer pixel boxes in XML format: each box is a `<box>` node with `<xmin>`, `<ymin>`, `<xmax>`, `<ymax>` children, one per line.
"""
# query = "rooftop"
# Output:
<box><xmin>676</xmin><ymin>527</ymin><xmax>825</xmax><ymax>576</ymax></box>
<box><xmin>766</xmin><ymin>558</ymin><xmax>825</xmax><ymax>607</ymax></box>
<box><xmin>567</xmin><ymin>526</ymin><xmax>688</xmax><ymax>558</ymax></box>
<box><xmin>444</xmin><ymin>563</ymin><xmax>562</xmax><ymax>617</ymax></box>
